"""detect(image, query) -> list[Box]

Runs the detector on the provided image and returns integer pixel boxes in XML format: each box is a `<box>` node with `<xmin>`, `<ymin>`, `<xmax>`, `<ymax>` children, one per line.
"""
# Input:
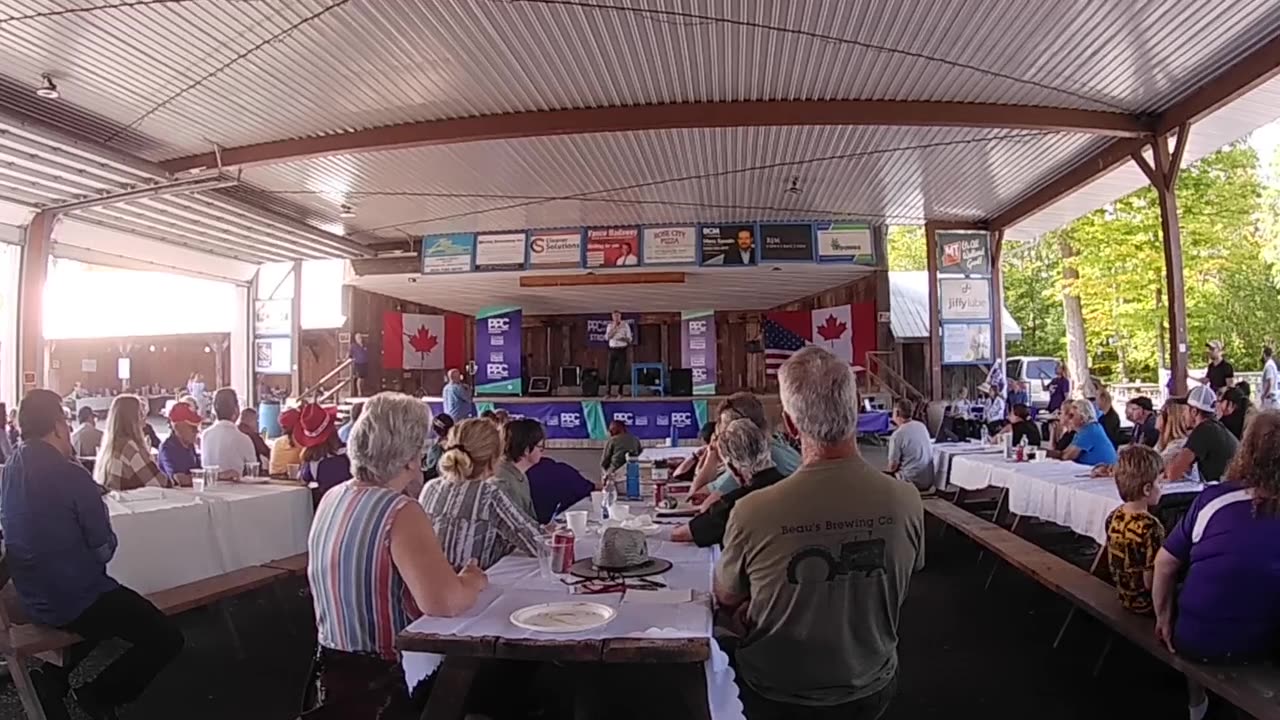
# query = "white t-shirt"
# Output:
<box><xmin>1262</xmin><ymin>358</ymin><xmax>1279</xmax><ymax>400</ymax></box>
<box><xmin>888</xmin><ymin>420</ymin><xmax>934</xmax><ymax>491</ymax></box>
<box><xmin>606</xmin><ymin>321</ymin><xmax>632</xmax><ymax>349</ymax></box>
<box><xmin>200</xmin><ymin>420</ymin><xmax>258</xmax><ymax>475</ymax></box>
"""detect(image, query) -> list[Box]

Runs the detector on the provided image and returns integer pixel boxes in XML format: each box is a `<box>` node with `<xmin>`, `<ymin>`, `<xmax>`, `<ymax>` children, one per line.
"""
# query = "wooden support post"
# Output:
<box><xmin>289</xmin><ymin>260</ymin><xmax>303</xmax><ymax>398</ymax></box>
<box><xmin>18</xmin><ymin>211</ymin><xmax>55</xmax><ymax>393</ymax></box>
<box><xmin>990</xmin><ymin>229</ymin><xmax>1006</xmax><ymax>380</ymax></box>
<box><xmin>924</xmin><ymin>222</ymin><xmax>942</xmax><ymax>400</ymax></box>
<box><xmin>1131</xmin><ymin>125</ymin><xmax>1190</xmax><ymax>397</ymax></box>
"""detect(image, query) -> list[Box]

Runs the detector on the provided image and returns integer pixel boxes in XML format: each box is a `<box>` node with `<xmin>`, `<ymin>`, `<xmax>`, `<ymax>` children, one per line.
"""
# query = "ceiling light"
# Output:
<box><xmin>338</xmin><ymin>204</ymin><xmax>357</xmax><ymax>219</ymax></box>
<box><xmin>36</xmin><ymin>74</ymin><xmax>60</xmax><ymax>99</ymax></box>
<box><xmin>785</xmin><ymin>176</ymin><xmax>802</xmax><ymax>195</ymax></box>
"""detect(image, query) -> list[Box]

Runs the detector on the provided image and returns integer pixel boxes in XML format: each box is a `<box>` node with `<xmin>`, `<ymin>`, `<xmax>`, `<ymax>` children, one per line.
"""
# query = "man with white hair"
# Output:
<box><xmin>715</xmin><ymin>346</ymin><xmax>924</xmax><ymax>718</ymax></box>
<box><xmin>442</xmin><ymin>368</ymin><xmax>475</xmax><ymax>420</ymax></box>
<box><xmin>671</xmin><ymin>418</ymin><xmax>787</xmax><ymax>547</ymax></box>
<box><xmin>1047</xmin><ymin>399</ymin><xmax>1118</xmax><ymax>467</ymax></box>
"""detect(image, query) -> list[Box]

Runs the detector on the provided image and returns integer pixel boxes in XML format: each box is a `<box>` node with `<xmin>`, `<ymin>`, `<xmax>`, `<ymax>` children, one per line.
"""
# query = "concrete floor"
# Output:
<box><xmin>0</xmin><ymin>440</ymin><xmax>1201</xmax><ymax>720</ymax></box>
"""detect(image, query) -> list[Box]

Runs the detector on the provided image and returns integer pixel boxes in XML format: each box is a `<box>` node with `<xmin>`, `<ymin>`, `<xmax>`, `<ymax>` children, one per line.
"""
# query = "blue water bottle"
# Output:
<box><xmin>668</xmin><ymin>420</ymin><xmax>680</xmax><ymax>447</ymax></box>
<box><xmin>625</xmin><ymin>455</ymin><xmax>641</xmax><ymax>500</ymax></box>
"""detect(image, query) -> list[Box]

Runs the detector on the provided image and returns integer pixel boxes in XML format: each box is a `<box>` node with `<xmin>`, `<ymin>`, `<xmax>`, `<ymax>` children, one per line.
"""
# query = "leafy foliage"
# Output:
<box><xmin>885</xmin><ymin>141</ymin><xmax>1280</xmax><ymax>380</ymax></box>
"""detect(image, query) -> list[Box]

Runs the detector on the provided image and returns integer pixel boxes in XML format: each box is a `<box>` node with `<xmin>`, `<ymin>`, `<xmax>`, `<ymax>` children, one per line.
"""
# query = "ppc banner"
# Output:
<box><xmin>425</xmin><ymin>399</ymin><xmax>710</xmax><ymax>440</ymax></box>
<box><xmin>680</xmin><ymin>310</ymin><xmax>717</xmax><ymax>395</ymax></box>
<box><xmin>474</xmin><ymin>307</ymin><xmax>522</xmax><ymax>395</ymax></box>
<box><xmin>586</xmin><ymin>313</ymin><xmax>639</xmax><ymax>347</ymax></box>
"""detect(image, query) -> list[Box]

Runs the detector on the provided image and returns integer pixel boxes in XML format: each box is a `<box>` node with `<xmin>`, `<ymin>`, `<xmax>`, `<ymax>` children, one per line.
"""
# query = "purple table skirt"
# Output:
<box><xmin>858</xmin><ymin>410</ymin><xmax>892</xmax><ymax>436</ymax></box>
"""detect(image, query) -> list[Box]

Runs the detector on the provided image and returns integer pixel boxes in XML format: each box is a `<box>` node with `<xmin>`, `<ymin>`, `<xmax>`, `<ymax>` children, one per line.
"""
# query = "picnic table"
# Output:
<box><xmin>930</xmin><ymin>442</ymin><xmax>1004</xmax><ymax>490</ymax></box>
<box><xmin>104</xmin><ymin>481</ymin><xmax>313</xmax><ymax>593</ymax></box>
<box><xmin>947</xmin><ymin>454</ymin><xmax>1201</xmax><ymax>544</ymax></box>
<box><xmin>397</xmin><ymin>500</ymin><xmax>744</xmax><ymax>720</ymax></box>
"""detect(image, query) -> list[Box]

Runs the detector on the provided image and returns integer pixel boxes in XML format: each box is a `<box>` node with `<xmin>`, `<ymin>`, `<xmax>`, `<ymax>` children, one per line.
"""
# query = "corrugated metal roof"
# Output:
<box><xmin>1</xmin><ymin>0</ymin><xmax>1278</xmax><ymax>160</ymax></box>
<box><xmin>244</xmin><ymin>125</ymin><xmax>1106</xmax><ymax>240</ymax></box>
<box><xmin>890</xmin><ymin>271</ymin><xmax>1021</xmax><ymax>340</ymax></box>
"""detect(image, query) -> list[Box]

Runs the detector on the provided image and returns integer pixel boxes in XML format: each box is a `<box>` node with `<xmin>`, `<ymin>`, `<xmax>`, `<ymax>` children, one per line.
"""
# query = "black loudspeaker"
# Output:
<box><xmin>581</xmin><ymin>368</ymin><xmax>601</xmax><ymax>397</ymax></box>
<box><xmin>669</xmin><ymin>368</ymin><xmax>693</xmax><ymax>396</ymax></box>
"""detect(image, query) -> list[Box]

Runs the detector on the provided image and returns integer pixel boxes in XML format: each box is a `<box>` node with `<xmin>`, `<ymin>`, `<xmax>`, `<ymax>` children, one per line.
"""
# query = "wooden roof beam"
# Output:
<box><xmin>160</xmin><ymin>100</ymin><xmax>1151</xmax><ymax>173</ymax></box>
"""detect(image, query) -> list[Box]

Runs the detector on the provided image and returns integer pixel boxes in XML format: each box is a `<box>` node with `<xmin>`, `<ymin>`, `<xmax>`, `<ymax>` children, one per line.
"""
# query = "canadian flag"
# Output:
<box><xmin>811</xmin><ymin>304</ymin><xmax>854</xmax><ymax>365</ymax></box>
<box><xmin>382</xmin><ymin>311</ymin><xmax>467</xmax><ymax>370</ymax></box>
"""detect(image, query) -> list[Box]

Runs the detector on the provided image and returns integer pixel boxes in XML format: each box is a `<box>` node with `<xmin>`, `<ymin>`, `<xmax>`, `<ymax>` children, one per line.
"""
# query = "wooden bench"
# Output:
<box><xmin>0</xmin><ymin>560</ymin><xmax>290</xmax><ymax>720</ymax></box>
<box><xmin>923</xmin><ymin>497</ymin><xmax>1280</xmax><ymax>720</ymax></box>
<box><xmin>263</xmin><ymin>552</ymin><xmax>308</xmax><ymax>576</ymax></box>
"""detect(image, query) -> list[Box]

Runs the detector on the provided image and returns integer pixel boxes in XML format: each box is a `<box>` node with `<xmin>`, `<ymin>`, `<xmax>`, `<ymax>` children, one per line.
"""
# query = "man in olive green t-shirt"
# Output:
<box><xmin>715</xmin><ymin>347</ymin><xmax>924</xmax><ymax>716</ymax></box>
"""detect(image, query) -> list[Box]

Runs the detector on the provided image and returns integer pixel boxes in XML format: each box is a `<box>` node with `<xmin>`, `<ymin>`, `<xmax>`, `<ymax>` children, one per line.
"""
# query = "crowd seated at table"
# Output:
<box><xmin>199</xmin><ymin>388</ymin><xmax>258</xmax><ymax>481</ymax></box>
<box><xmin>267</xmin><ymin>406</ymin><xmax>303</xmax><ymax>476</ymax></box>
<box><xmin>671</xmin><ymin>417</ymin><xmax>786</xmax><ymax>547</ymax></box>
<box><xmin>599</xmin><ymin>417</ymin><xmax>642</xmax><ymax>475</ymax></box>
<box><xmin>295</xmin><ymin>402</ymin><xmax>352</xmax><ymax>498</ymax></box>
<box><xmin>156</xmin><ymin>400</ymin><xmax>201</xmax><ymax>485</ymax></box>
<box><xmin>71</xmin><ymin>404</ymin><xmax>102</xmax><ymax>458</ymax></box>
<box><xmin>94</xmin><ymin>394</ymin><xmax>170</xmax><ymax>491</ymax></box>
<box><xmin>885</xmin><ymin>399</ymin><xmax>934</xmax><ymax>491</ymax></box>
<box><xmin>690</xmin><ymin>392</ymin><xmax>801</xmax><ymax>496</ymax></box>
<box><xmin>1047</xmin><ymin>399</ymin><xmax>1118</xmax><ymax>466</ymax></box>
<box><xmin>2</xmin><ymin>389</ymin><xmax>184</xmax><ymax>719</ymax></box>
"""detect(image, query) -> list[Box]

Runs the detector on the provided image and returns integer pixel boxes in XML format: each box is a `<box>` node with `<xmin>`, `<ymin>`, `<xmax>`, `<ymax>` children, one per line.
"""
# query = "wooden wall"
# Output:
<box><xmin>47</xmin><ymin>334</ymin><xmax>227</xmax><ymax>396</ymax></box>
<box><xmin>349</xmin><ymin>270</ymin><xmax>886</xmax><ymax>397</ymax></box>
<box><xmin>346</xmin><ymin>286</ymin><xmax>473</xmax><ymax>396</ymax></box>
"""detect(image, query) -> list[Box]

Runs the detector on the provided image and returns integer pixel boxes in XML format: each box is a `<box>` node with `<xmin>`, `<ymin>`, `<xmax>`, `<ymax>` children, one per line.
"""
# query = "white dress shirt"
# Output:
<box><xmin>200</xmin><ymin>419</ymin><xmax>259</xmax><ymax>475</ymax></box>
<box><xmin>607</xmin><ymin>321</ymin><xmax>632</xmax><ymax>349</ymax></box>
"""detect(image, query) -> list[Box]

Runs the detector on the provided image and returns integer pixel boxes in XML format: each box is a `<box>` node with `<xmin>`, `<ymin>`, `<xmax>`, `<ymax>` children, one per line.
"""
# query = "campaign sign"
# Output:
<box><xmin>482</xmin><ymin>402</ymin><xmax>592</xmax><ymax>440</ymax></box>
<box><xmin>816</xmin><ymin>223</ymin><xmax>875</xmax><ymax>264</ymax></box>
<box><xmin>680</xmin><ymin>310</ymin><xmax>717</xmax><ymax>394</ymax></box>
<box><xmin>585</xmin><ymin>227</ymin><xmax>641</xmax><ymax>268</ymax></box>
<box><xmin>602</xmin><ymin>400</ymin><xmax>701</xmax><ymax>441</ymax></box>
<box><xmin>759</xmin><ymin>223</ymin><xmax>815</xmax><ymax>262</ymax></box>
<box><xmin>699</xmin><ymin>224</ymin><xmax>757</xmax><ymax>266</ymax></box>
<box><xmin>474</xmin><ymin>307</ymin><xmax>522</xmax><ymax>395</ymax></box>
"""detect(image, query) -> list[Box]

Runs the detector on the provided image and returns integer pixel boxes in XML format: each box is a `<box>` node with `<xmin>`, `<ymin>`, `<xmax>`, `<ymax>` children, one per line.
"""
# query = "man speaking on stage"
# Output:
<box><xmin>606</xmin><ymin>310</ymin><xmax>632</xmax><ymax>397</ymax></box>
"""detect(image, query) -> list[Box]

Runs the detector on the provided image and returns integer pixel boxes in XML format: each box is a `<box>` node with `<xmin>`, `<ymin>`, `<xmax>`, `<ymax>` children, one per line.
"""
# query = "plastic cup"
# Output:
<box><xmin>590</xmin><ymin>491</ymin><xmax>604</xmax><ymax>519</ymax></box>
<box><xmin>243</xmin><ymin>462</ymin><xmax>260</xmax><ymax>479</ymax></box>
<box><xmin>537</xmin><ymin>536</ymin><xmax>558</xmax><ymax>579</ymax></box>
<box><xmin>565</xmin><ymin>510</ymin><xmax>588</xmax><ymax>536</ymax></box>
<box><xmin>204</xmin><ymin>465</ymin><xmax>220</xmax><ymax>489</ymax></box>
<box><xmin>609</xmin><ymin>503</ymin><xmax>630</xmax><ymax>521</ymax></box>
<box><xmin>286</xmin><ymin>463</ymin><xmax>301</xmax><ymax>481</ymax></box>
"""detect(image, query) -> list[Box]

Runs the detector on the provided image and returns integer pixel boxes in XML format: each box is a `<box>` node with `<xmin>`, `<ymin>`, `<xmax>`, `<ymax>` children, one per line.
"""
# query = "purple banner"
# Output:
<box><xmin>475</xmin><ymin>307</ymin><xmax>522</xmax><ymax>395</ymax></box>
<box><xmin>586</xmin><ymin>313</ymin><xmax>640</xmax><ymax>347</ymax></box>
<box><xmin>680</xmin><ymin>310</ymin><xmax>717</xmax><ymax>395</ymax></box>
<box><xmin>602</xmin><ymin>400</ymin><xmax>700</xmax><ymax>441</ymax></box>
<box><xmin>488</xmin><ymin>401</ymin><xmax>592</xmax><ymax>440</ymax></box>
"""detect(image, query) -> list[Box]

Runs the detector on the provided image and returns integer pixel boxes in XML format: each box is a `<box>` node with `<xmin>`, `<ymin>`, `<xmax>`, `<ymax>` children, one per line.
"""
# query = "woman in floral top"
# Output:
<box><xmin>418</xmin><ymin>418</ymin><xmax>544</xmax><ymax>570</ymax></box>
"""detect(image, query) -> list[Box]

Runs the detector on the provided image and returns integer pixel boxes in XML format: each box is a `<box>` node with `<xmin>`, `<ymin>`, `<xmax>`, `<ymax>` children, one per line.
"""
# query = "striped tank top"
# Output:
<box><xmin>308</xmin><ymin>481</ymin><xmax>421</xmax><ymax>660</ymax></box>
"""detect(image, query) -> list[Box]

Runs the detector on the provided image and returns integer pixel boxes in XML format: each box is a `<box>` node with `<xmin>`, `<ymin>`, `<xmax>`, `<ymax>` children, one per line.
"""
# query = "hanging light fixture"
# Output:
<box><xmin>338</xmin><ymin>204</ymin><xmax>357</xmax><ymax>219</ymax></box>
<box><xmin>36</xmin><ymin>74</ymin><xmax>60</xmax><ymax>99</ymax></box>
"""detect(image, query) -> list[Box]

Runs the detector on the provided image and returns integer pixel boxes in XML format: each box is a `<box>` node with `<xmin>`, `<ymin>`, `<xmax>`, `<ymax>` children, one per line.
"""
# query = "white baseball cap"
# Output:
<box><xmin>1179</xmin><ymin>385</ymin><xmax>1218</xmax><ymax>413</ymax></box>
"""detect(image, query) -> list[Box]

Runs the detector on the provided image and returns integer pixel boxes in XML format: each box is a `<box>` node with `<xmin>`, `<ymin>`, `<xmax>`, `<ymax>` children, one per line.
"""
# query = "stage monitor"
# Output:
<box><xmin>635</xmin><ymin>366</ymin><xmax>663</xmax><ymax>392</ymax></box>
<box><xmin>528</xmin><ymin>376</ymin><xmax>551</xmax><ymax>395</ymax></box>
<box><xmin>581</xmin><ymin>368</ymin><xmax>601</xmax><ymax>397</ymax></box>
<box><xmin>669</xmin><ymin>368</ymin><xmax>693</xmax><ymax>396</ymax></box>
<box><xmin>559</xmin><ymin>365</ymin><xmax>582</xmax><ymax>387</ymax></box>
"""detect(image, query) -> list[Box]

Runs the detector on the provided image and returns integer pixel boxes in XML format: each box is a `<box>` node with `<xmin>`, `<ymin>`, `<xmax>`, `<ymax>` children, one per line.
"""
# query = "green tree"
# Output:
<box><xmin>1003</xmin><ymin>238</ymin><xmax>1065</xmax><ymax>359</ymax></box>
<box><xmin>887</xmin><ymin>225</ymin><xmax>926</xmax><ymax>271</ymax></box>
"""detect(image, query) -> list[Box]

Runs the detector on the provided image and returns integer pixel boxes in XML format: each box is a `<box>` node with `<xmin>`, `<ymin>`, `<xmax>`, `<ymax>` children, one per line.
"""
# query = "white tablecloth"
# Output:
<box><xmin>638</xmin><ymin>446</ymin><xmax>694</xmax><ymax>462</ymax></box>
<box><xmin>401</xmin><ymin>502</ymin><xmax>743</xmax><ymax>720</ymax></box>
<box><xmin>947</xmin><ymin>454</ymin><xmax>1201</xmax><ymax>543</ymax></box>
<box><xmin>930</xmin><ymin>442</ymin><xmax>1004</xmax><ymax>490</ymax></box>
<box><xmin>105</xmin><ymin>483</ymin><xmax>313</xmax><ymax>594</ymax></box>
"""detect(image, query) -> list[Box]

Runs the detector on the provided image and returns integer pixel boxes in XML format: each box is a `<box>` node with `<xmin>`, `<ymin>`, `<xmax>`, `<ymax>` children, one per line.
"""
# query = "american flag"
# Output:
<box><xmin>763</xmin><ymin>310</ymin><xmax>811</xmax><ymax>375</ymax></box>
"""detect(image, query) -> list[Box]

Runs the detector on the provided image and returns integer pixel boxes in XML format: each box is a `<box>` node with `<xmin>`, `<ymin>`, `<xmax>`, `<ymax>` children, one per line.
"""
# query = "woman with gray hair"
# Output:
<box><xmin>304</xmin><ymin>393</ymin><xmax>487</xmax><ymax>717</ymax></box>
<box><xmin>672</xmin><ymin>417</ymin><xmax>788</xmax><ymax>547</ymax></box>
<box><xmin>1048</xmin><ymin>398</ymin><xmax>1118</xmax><ymax>466</ymax></box>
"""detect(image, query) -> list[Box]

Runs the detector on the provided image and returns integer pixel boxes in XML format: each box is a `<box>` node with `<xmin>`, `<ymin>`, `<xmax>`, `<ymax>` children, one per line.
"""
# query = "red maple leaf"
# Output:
<box><xmin>816</xmin><ymin>314</ymin><xmax>848</xmax><ymax>342</ymax></box>
<box><xmin>407</xmin><ymin>325</ymin><xmax>439</xmax><ymax>355</ymax></box>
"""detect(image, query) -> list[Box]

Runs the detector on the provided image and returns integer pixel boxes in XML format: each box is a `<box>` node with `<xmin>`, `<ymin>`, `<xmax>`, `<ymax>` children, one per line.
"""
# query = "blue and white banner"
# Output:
<box><xmin>475</xmin><ymin>307</ymin><xmax>522</xmax><ymax>395</ymax></box>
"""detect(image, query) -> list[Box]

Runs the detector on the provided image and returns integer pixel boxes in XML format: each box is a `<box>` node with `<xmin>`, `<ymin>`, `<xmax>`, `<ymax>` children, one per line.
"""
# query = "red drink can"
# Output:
<box><xmin>654</xmin><ymin>482</ymin><xmax>666</xmax><ymax>506</ymax></box>
<box><xmin>551</xmin><ymin>528</ymin><xmax>576</xmax><ymax>574</ymax></box>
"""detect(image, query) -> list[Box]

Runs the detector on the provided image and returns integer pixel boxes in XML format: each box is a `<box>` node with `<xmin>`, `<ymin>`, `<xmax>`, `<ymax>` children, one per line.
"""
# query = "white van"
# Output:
<box><xmin>1006</xmin><ymin>356</ymin><xmax>1062</xmax><ymax>408</ymax></box>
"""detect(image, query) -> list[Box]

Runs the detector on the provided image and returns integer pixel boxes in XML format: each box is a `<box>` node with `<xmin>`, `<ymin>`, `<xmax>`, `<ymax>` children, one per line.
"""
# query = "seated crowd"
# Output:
<box><xmin>4</xmin><ymin>341</ymin><xmax>1279</xmax><ymax>720</ymax></box>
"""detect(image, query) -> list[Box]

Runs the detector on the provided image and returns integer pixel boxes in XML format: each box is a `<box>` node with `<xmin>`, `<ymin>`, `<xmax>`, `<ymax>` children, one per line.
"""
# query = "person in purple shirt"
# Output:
<box><xmin>526</xmin><ymin>457</ymin><xmax>596</xmax><ymax>525</ymax></box>
<box><xmin>157</xmin><ymin>401</ymin><xmax>202</xmax><ymax>485</ymax></box>
<box><xmin>500</xmin><ymin>419</ymin><xmax>595</xmax><ymax>524</ymax></box>
<box><xmin>1046</xmin><ymin>363</ymin><xmax>1070</xmax><ymax>413</ymax></box>
<box><xmin>349</xmin><ymin>333</ymin><xmax>369</xmax><ymax>396</ymax></box>
<box><xmin>295</xmin><ymin>402</ymin><xmax>352</xmax><ymax>502</ymax></box>
<box><xmin>1</xmin><ymin>390</ymin><xmax>183</xmax><ymax>719</ymax></box>
<box><xmin>1153</xmin><ymin>411</ymin><xmax>1280</xmax><ymax>720</ymax></box>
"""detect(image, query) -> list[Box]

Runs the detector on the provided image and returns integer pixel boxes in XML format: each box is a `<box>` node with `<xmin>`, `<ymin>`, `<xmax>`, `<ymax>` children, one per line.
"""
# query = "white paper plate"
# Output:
<box><xmin>238</xmin><ymin>475</ymin><xmax>270</xmax><ymax>484</ymax></box>
<box><xmin>509</xmin><ymin>601</ymin><xmax>616</xmax><ymax>633</ymax></box>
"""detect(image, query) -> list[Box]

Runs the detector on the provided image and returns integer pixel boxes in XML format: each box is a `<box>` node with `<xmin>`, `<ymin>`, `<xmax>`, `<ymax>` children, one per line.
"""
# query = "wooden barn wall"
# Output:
<box><xmin>346</xmin><ymin>286</ymin><xmax>474</xmax><ymax>396</ymax></box>
<box><xmin>48</xmin><ymin>334</ymin><xmax>226</xmax><ymax>397</ymax></box>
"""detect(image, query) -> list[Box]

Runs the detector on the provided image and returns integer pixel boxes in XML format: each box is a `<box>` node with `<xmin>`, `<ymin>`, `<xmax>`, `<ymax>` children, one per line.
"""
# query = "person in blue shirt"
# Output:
<box><xmin>1049</xmin><ymin>399</ymin><xmax>1118</xmax><ymax>467</ymax></box>
<box><xmin>442</xmin><ymin>368</ymin><xmax>475</xmax><ymax>420</ymax></box>
<box><xmin>1</xmin><ymin>389</ymin><xmax>183</xmax><ymax>719</ymax></box>
<box><xmin>1007</xmin><ymin>380</ymin><xmax>1029</xmax><ymax>409</ymax></box>
<box><xmin>336</xmin><ymin>401</ymin><xmax>363</xmax><ymax>444</ymax></box>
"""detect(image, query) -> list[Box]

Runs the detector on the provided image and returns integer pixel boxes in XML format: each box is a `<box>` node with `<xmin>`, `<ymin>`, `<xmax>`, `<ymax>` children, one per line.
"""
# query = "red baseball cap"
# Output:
<box><xmin>168</xmin><ymin>402</ymin><xmax>202</xmax><ymax>427</ymax></box>
<box><xmin>278</xmin><ymin>407</ymin><xmax>301</xmax><ymax>433</ymax></box>
<box><xmin>292</xmin><ymin>403</ymin><xmax>338</xmax><ymax>448</ymax></box>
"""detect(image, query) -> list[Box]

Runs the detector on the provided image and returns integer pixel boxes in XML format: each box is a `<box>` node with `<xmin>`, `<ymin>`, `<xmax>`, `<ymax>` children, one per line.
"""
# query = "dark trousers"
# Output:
<box><xmin>55</xmin><ymin>586</ymin><xmax>184</xmax><ymax>707</ymax></box>
<box><xmin>738</xmin><ymin>674</ymin><xmax>898</xmax><ymax>720</ymax></box>
<box><xmin>607</xmin><ymin>347</ymin><xmax>629</xmax><ymax>393</ymax></box>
